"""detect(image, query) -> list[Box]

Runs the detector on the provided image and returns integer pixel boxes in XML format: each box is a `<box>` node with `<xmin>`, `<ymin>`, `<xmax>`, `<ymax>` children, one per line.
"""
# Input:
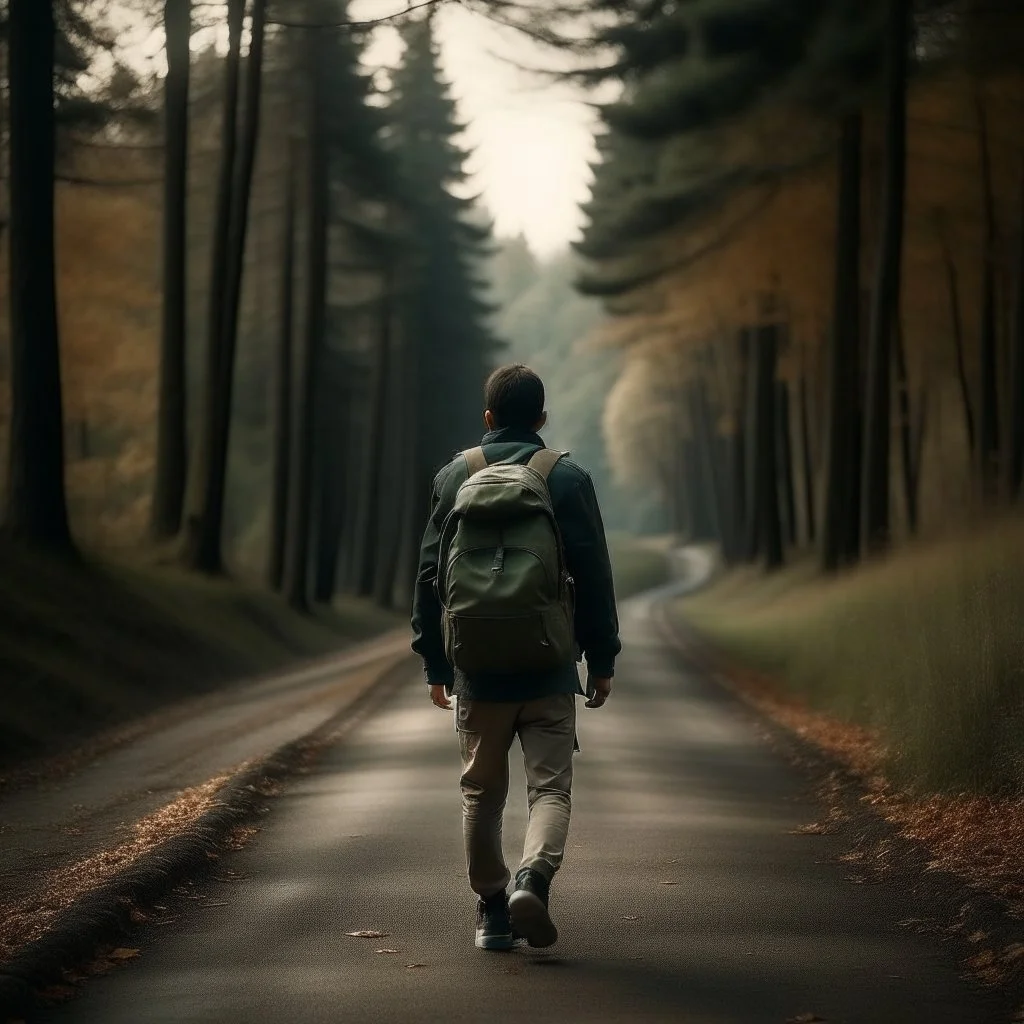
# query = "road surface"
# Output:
<box><xmin>1</xmin><ymin>632</ymin><xmax>407</xmax><ymax>909</ymax></box>
<box><xmin>45</xmin><ymin>593</ymin><xmax>998</xmax><ymax>1024</ymax></box>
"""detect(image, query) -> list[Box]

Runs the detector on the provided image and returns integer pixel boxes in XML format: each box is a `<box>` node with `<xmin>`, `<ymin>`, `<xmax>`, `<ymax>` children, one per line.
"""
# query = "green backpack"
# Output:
<box><xmin>436</xmin><ymin>446</ymin><xmax>576</xmax><ymax>675</ymax></box>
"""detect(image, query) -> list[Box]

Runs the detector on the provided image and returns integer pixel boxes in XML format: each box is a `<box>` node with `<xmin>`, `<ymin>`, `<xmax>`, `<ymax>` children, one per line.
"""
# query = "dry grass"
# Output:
<box><xmin>679</xmin><ymin>524</ymin><xmax>1024</xmax><ymax>973</ymax></box>
<box><xmin>0</xmin><ymin>773</ymin><xmax>230</xmax><ymax>961</ymax></box>
<box><xmin>680</xmin><ymin>516</ymin><xmax>1024</xmax><ymax>795</ymax></box>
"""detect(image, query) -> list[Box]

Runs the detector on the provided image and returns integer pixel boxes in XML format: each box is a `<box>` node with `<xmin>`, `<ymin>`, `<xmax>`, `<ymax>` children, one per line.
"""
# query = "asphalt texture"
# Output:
<box><xmin>1</xmin><ymin>632</ymin><xmax>408</xmax><ymax>907</ymax></box>
<box><xmin>42</xmin><ymin>594</ymin><xmax>999</xmax><ymax>1024</ymax></box>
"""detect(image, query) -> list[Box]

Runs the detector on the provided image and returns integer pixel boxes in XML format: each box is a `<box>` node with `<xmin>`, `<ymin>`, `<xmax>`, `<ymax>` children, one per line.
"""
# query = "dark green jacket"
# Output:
<box><xmin>410</xmin><ymin>426</ymin><xmax>621</xmax><ymax>702</ymax></box>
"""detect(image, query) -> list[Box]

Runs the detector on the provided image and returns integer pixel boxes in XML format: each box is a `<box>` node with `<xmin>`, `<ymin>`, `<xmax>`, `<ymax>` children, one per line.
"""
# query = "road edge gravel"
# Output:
<box><xmin>0</xmin><ymin>653</ymin><xmax>413</xmax><ymax>1020</ymax></box>
<box><xmin>653</xmin><ymin>599</ymin><xmax>1022</xmax><ymax>1023</ymax></box>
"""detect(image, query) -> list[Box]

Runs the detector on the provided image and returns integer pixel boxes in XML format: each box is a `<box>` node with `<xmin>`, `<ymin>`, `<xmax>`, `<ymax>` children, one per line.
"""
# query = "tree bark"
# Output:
<box><xmin>358</xmin><ymin>257</ymin><xmax>395</xmax><ymax>597</ymax></box>
<box><xmin>933</xmin><ymin>210</ymin><xmax>975</xmax><ymax>454</ymax></box>
<box><xmin>1011</xmin><ymin>159</ymin><xmax>1024</xmax><ymax>498</ymax></box>
<box><xmin>4</xmin><ymin>0</ymin><xmax>74</xmax><ymax>554</ymax></box>
<box><xmin>821</xmin><ymin>114</ymin><xmax>863</xmax><ymax>571</ymax></box>
<box><xmin>742</xmin><ymin>326</ymin><xmax>762</xmax><ymax>561</ymax></box>
<box><xmin>151</xmin><ymin>0</ymin><xmax>191</xmax><ymax>541</ymax></box>
<box><xmin>798</xmin><ymin>367</ymin><xmax>817</xmax><ymax>544</ymax></box>
<box><xmin>182</xmin><ymin>0</ymin><xmax>245</xmax><ymax>573</ymax></box>
<box><xmin>893</xmin><ymin>317</ymin><xmax>918</xmax><ymax>533</ymax></box>
<box><xmin>776</xmin><ymin>380</ymin><xmax>797</xmax><ymax>547</ymax></box>
<box><xmin>975</xmin><ymin>83</ymin><xmax>1001</xmax><ymax>498</ymax></box>
<box><xmin>690</xmin><ymin>378</ymin><xmax>725</xmax><ymax>552</ymax></box>
<box><xmin>283</xmin><ymin>35</ymin><xmax>328</xmax><ymax>613</ymax></box>
<box><xmin>372</xmin><ymin>397</ymin><xmax>405</xmax><ymax>607</ymax></box>
<box><xmin>730</xmin><ymin>328</ymin><xmax>751</xmax><ymax>561</ymax></box>
<box><xmin>860</xmin><ymin>0</ymin><xmax>909</xmax><ymax>556</ymax></box>
<box><xmin>312</xmin><ymin>353</ymin><xmax>347</xmax><ymax>605</ymax></box>
<box><xmin>268</xmin><ymin>135</ymin><xmax>297</xmax><ymax>591</ymax></box>
<box><xmin>754</xmin><ymin>325</ymin><xmax>784</xmax><ymax>570</ymax></box>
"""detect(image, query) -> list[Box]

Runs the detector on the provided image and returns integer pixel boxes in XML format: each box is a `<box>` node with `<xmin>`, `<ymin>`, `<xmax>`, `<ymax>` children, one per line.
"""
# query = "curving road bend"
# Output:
<box><xmin>44</xmin><ymin>590</ymin><xmax>998</xmax><ymax>1024</ymax></box>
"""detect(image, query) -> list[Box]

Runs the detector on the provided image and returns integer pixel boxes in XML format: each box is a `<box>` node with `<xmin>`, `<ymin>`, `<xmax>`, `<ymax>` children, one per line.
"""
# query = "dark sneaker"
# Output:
<box><xmin>509</xmin><ymin>867</ymin><xmax>557</xmax><ymax>948</ymax></box>
<box><xmin>475</xmin><ymin>891</ymin><xmax>514</xmax><ymax>951</ymax></box>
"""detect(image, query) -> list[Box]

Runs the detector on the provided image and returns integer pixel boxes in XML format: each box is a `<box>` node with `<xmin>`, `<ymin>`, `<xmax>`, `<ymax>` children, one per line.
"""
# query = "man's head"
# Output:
<box><xmin>483</xmin><ymin>364</ymin><xmax>547</xmax><ymax>433</ymax></box>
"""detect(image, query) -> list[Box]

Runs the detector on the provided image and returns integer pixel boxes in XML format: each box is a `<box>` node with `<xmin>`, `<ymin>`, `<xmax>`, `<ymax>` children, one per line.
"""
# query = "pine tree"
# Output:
<box><xmin>387</xmin><ymin>14</ymin><xmax>500</xmax><ymax>473</ymax></box>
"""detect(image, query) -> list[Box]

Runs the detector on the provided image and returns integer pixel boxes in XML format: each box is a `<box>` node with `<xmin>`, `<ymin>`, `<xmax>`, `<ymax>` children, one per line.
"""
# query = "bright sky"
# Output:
<box><xmin>353</xmin><ymin>0</ymin><xmax>598</xmax><ymax>256</ymax></box>
<box><xmin>124</xmin><ymin>0</ymin><xmax>597</xmax><ymax>256</ymax></box>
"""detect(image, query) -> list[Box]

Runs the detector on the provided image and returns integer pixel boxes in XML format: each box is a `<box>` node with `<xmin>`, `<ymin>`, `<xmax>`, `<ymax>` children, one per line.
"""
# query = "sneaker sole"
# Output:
<box><xmin>475</xmin><ymin>931</ymin><xmax>514</xmax><ymax>951</ymax></box>
<box><xmin>509</xmin><ymin>889</ymin><xmax>557</xmax><ymax>948</ymax></box>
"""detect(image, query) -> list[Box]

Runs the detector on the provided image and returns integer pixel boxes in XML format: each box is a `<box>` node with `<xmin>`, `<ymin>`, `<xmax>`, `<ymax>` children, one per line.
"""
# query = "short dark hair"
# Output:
<box><xmin>484</xmin><ymin>364</ymin><xmax>545</xmax><ymax>429</ymax></box>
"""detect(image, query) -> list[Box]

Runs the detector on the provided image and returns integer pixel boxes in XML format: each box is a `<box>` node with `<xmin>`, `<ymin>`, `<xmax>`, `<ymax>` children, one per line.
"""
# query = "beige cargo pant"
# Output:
<box><xmin>457</xmin><ymin>693</ymin><xmax>576</xmax><ymax>897</ymax></box>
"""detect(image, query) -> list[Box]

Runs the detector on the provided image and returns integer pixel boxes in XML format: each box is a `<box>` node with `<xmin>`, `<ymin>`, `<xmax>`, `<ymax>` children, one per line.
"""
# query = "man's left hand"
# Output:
<box><xmin>429</xmin><ymin>683</ymin><xmax>452</xmax><ymax>710</ymax></box>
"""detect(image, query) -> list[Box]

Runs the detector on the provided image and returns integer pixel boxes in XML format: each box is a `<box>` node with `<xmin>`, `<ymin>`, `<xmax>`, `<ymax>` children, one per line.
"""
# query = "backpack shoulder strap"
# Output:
<box><xmin>526</xmin><ymin>448</ymin><xmax>567</xmax><ymax>481</ymax></box>
<box><xmin>461</xmin><ymin>447</ymin><xmax>488</xmax><ymax>477</ymax></box>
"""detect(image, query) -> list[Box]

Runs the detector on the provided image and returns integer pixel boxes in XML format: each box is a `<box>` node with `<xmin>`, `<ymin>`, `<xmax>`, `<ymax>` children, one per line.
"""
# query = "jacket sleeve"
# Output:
<box><xmin>558</xmin><ymin>470</ymin><xmax>622</xmax><ymax>678</ymax></box>
<box><xmin>410</xmin><ymin>472</ymin><xmax>455</xmax><ymax>688</ymax></box>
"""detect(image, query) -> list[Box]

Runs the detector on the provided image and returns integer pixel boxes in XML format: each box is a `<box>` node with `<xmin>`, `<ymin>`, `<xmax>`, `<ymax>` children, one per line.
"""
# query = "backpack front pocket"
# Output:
<box><xmin>443</xmin><ymin>612</ymin><xmax>569</xmax><ymax>674</ymax></box>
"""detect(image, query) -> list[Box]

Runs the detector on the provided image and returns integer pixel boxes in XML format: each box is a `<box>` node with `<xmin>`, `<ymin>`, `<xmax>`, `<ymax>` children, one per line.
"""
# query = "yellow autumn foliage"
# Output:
<box><xmin>594</xmin><ymin>64</ymin><xmax>1024</xmax><ymax>534</ymax></box>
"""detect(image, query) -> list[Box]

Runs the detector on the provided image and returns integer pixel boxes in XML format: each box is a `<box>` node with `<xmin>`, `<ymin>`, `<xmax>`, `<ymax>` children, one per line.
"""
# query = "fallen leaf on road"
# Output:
<box><xmin>375</xmin><ymin>949</ymin><xmax>399</xmax><ymax>954</ymax></box>
<box><xmin>346</xmin><ymin>930</ymin><xmax>388</xmax><ymax>938</ymax></box>
<box><xmin>787</xmin><ymin>1015</ymin><xmax>826</xmax><ymax>1023</ymax></box>
<box><xmin>109</xmin><ymin>948</ymin><xmax>140</xmax><ymax>961</ymax></box>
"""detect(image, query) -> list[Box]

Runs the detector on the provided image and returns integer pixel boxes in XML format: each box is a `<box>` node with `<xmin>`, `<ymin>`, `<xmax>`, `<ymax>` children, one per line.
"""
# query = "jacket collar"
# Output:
<box><xmin>481</xmin><ymin>426</ymin><xmax>545</xmax><ymax>448</ymax></box>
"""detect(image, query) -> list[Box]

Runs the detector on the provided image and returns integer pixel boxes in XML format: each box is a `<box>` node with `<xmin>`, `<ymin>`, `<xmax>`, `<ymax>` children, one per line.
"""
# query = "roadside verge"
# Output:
<box><xmin>0</xmin><ymin>648</ymin><xmax>412</xmax><ymax>1019</ymax></box>
<box><xmin>651</xmin><ymin>599</ymin><xmax>1024</xmax><ymax>1022</ymax></box>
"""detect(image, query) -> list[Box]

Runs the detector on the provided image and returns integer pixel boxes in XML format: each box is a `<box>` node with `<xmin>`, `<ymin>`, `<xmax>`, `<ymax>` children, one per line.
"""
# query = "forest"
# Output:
<box><xmin>1</xmin><ymin>0</ymin><xmax>1023</xmax><ymax>772</ymax></box>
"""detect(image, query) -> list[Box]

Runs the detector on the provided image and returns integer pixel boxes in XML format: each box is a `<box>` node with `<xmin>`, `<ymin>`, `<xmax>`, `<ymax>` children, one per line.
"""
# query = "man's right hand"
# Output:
<box><xmin>585</xmin><ymin>675</ymin><xmax>612</xmax><ymax>709</ymax></box>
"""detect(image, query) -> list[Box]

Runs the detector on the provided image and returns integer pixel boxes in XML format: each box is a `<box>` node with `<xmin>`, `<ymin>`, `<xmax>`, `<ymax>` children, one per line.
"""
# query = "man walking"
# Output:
<box><xmin>411</xmin><ymin>364</ymin><xmax>621</xmax><ymax>951</ymax></box>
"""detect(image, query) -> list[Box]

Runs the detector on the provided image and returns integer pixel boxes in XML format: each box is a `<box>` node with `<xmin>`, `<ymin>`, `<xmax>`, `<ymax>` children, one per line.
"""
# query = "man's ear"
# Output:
<box><xmin>484</xmin><ymin>410</ymin><xmax>496</xmax><ymax>431</ymax></box>
<box><xmin>535</xmin><ymin>411</ymin><xmax>548</xmax><ymax>432</ymax></box>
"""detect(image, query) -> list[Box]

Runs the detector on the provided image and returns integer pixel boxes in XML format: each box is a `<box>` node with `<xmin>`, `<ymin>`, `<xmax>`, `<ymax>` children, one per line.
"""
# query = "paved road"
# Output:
<box><xmin>46</xmin><ymin>594</ymin><xmax>997</xmax><ymax>1024</ymax></box>
<box><xmin>1</xmin><ymin>632</ymin><xmax>407</xmax><ymax>908</ymax></box>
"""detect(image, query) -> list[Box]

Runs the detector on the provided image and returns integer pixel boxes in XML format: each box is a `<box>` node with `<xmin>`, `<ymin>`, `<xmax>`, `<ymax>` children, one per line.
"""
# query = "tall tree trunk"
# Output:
<box><xmin>742</xmin><ymin>326</ymin><xmax>762</xmax><ymax>561</ymax></box>
<box><xmin>312</xmin><ymin>353</ymin><xmax>347</xmax><ymax>605</ymax></box>
<box><xmin>975</xmin><ymin>83</ymin><xmax>1001</xmax><ymax>498</ymax></box>
<box><xmin>730</xmin><ymin>328</ymin><xmax>751</xmax><ymax>561</ymax></box>
<box><xmin>283</xmin><ymin>35</ymin><xmax>328</xmax><ymax>613</ymax></box>
<box><xmin>1011</xmin><ymin>159</ymin><xmax>1024</xmax><ymax>498</ymax></box>
<box><xmin>753</xmin><ymin>325</ymin><xmax>784</xmax><ymax>570</ymax></box>
<box><xmin>798</xmin><ymin>346</ymin><xmax>817</xmax><ymax>544</ymax></box>
<box><xmin>933</xmin><ymin>209</ymin><xmax>975</xmax><ymax>454</ymax></box>
<box><xmin>683</xmin><ymin>437</ymin><xmax>713</xmax><ymax>541</ymax></box>
<box><xmin>776</xmin><ymin>380</ymin><xmax>797</xmax><ymax>547</ymax></box>
<box><xmin>358</xmin><ymin>257</ymin><xmax>395</xmax><ymax>597</ymax></box>
<box><xmin>860</xmin><ymin>0</ymin><xmax>909</xmax><ymax>556</ymax></box>
<box><xmin>151</xmin><ymin>0</ymin><xmax>191</xmax><ymax>541</ymax></box>
<box><xmin>4</xmin><ymin>0</ymin><xmax>73</xmax><ymax>553</ymax></box>
<box><xmin>893</xmin><ymin>317</ymin><xmax>918</xmax><ymax>533</ymax></box>
<box><xmin>690</xmin><ymin>378</ymin><xmax>725</xmax><ymax>551</ymax></box>
<box><xmin>268</xmin><ymin>135</ymin><xmax>296</xmax><ymax>591</ymax></box>
<box><xmin>372</xmin><ymin>399</ymin><xmax>405</xmax><ymax>607</ymax></box>
<box><xmin>182</xmin><ymin>0</ymin><xmax>245</xmax><ymax>572</ymax></box>
<box><xmin>393</xmin><ymin>307</ymin><xmax>424</xmax><ymax>611</ymax></box>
